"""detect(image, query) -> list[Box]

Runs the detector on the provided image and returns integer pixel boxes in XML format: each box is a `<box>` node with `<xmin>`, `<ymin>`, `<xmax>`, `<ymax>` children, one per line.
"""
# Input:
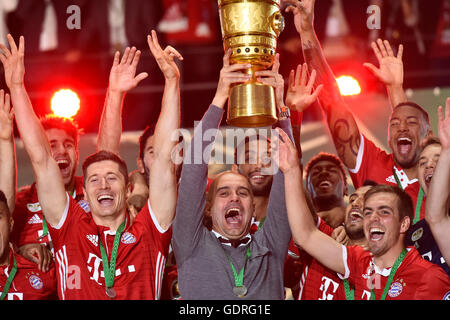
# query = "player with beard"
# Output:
<box><xmin>277</xmin><ymin>127</ymin><xmax>450</xmax><ymax>300</ymax></box>
<box><xmin>234</xmin><ymin>133</ymin><xmax>274</xmax><ymax>231</ymax></box>
<box><xmin>283</xmin><ymin>0</ymin><xmax>432</xmax><ymax>221</ymax></box>
<box><xmin>304</xmin><ymin>152</ymin><xmax>348</xmax><ymax>228</ymax></box>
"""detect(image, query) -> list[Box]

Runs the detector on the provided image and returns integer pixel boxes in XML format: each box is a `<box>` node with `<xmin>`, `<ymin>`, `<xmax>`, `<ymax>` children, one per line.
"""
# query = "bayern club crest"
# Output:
<box><xmin>121</xmin><ymin>232</ymin><xmax>136</xmax><ymax>244</ymax></box>
<box><xmin>29</xmin><ymin>274</ymin><xmax>43</xmax><ymax>290</ymax></box>
<box><xmin>388</xmin><ymin>281</ymin><xmax>403</xmax><ymax>298</ymax></box>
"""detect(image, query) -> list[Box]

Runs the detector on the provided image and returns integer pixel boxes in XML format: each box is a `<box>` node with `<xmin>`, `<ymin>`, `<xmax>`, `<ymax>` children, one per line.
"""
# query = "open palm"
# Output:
<box><xmin>109</xmin><ymin>47</ymin><xmax>148</xmax><ymax>93</ymax></box>
<box><xmin>0</xmin><ymin>34</ymin><xmax>25</xmax><ymax>89</ymax></box>
<box><xmin>285</xmin><ymin>63</ymin><xmax>323</xmax><ymax>112</ymax></box>
<box><xmin>364</xmin><ymin>39</ymin><xmax>404</xmax><ymax>87</ymax></box>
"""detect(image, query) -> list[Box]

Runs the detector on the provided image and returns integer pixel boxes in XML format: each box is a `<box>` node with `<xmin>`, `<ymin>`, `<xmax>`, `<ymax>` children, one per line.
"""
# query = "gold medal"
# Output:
<box><xmin>105</xmin><ymin>287</ymin><xmax>116</xmax><ymax>299</ymax></box>
<box><xmin>233</xmin><ymin>285</ymin><xmax>247</xmax><ymax>298</ymax></box>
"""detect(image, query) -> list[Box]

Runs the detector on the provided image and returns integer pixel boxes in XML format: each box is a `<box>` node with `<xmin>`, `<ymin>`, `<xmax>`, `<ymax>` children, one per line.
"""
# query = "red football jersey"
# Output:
<box><xmin>295</xmin><ymin>218</ymin><xmax>346</xmax><ymax>300</ymax></box>
<box><xmin>341</xmin><ymin>245</ymin><xmax>450</xmax><ymax>300</ymax></box>
<box><xmin>11</xmin><ymin>177</ymin><xmax>85</xmax><ymax>248</ymax></box>
<box><xmin>349</xmin><ymin>135</ymin><xmax>425</xmax><ymax>220</ymax></box>
<box><xmin>49</xmin><ymin>195</ymin><xmax>172</xmax><ymax>300</ymax></box>
<box><xmin>0</xmin><ymin>250</ymin><xmax>57</xmax><ymax>300</ymax></box>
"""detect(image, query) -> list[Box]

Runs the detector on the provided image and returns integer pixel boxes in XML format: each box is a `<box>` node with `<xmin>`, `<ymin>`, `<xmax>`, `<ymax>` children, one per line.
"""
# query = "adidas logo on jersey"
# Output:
<box><xmin>86</xmin><ymin>234</ymin><xmax>98</xmax><ymax>247</ymax></box>
<box><xmin>28</xmin><ymin>214</ymin><xmax>42</xmax><ymax>224</ymax></box>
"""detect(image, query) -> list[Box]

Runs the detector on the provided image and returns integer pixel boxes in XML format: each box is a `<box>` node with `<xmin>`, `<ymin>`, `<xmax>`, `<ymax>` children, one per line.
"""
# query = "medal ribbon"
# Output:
<box><xmin>369</xmin><ymin>248</ymin><xmax>408</xmax><ymax>300</ymax></box>
<box><xmin>225</xmin><ymin>246</ymin><xmax>251</xmax><ymax>289</ymax></box>
<box><xmin>343</xmin><ymin>279</ymin><xmax>355</xmax><ymax>300</ymax></box>
<box><xmin>99</xmin><ymin>220</ymin><xmax>126</xmax><ymax>289</ymax></box>
<box><xmin>392</xmin><ymin>168</ymin><xmax>423</xmax><ymax>225</ymax></box>
<box><xmin>0</xmin><ymin>256</ymin><xmax>18</xmax><ymax>300</ymax></box>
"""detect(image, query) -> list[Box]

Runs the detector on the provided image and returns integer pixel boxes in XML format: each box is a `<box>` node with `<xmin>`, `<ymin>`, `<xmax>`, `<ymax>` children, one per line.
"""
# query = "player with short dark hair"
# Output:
<box><xmin>284</xmin><ymin>0</ymin><xmax>431</xmax><ymax>224</ymax></box>
<box><xmin>277</xmin><ymin>126</ymin><xmax>450</xmax><ymax>300</ymax></box>
<box><xmin>304</xmin><ymin>152</ymin><xmax>348</xmax><ymax>228</ymax></box>
<box><xmin>3</xmin><ymin>34</ymin><xmax>175</xmax><ymax>300</ymax></box>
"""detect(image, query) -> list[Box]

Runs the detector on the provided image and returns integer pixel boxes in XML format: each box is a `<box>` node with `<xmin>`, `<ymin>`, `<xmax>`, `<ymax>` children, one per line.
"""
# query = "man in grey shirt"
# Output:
<box><xmin>173</xmin><ymin>50</ymin><xmax>293</xmax><ymax>299</ymax></box>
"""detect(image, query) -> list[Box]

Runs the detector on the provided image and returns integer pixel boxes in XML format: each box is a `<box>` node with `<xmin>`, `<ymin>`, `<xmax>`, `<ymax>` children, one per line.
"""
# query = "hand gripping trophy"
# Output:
<box><xmin>218</xmin><ymin>0</ymin><xmax>285</xmax><ymax>127</ymax></box>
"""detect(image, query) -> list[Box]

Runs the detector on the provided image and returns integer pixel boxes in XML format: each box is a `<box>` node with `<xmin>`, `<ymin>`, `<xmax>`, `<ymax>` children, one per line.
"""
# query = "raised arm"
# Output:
<box><xmin>285</xmin><ymin>62</ymin><xmax>323</xmax><ymax>153</ymax></box>
<box><xmin>363</xmin><ymin>39</ymin><xmax>407</xmax><ymax>109</ymax></box>
<box><xmin>173</xmin><ymin>50</ymin><xmax>251</xmax><ymax>259</ymax></box>
<box><xmin>97</xmin><ymin>47</ymin><xmax>148</xmax><ymax>153</ymax></box>
<box><xmin>0</xmin><ymin>35</ymin><xmax>65</xmax><ymax>227</ymax></box>
<box><xmin>425</xmin><ymin>99</ymin><xmax>450</xmax><ymax>265</ymax></box>
<box><xmin>275</xmin><ymin>127</ymin><xmax>345</xmax><ymax>274</ymax></box>
<box><xmin>284</xmin><ymin>0</ymin><xmax>360</xmax><ymax>169</ymax></box>
<box><xmin>146</xmin><ymin>30</ymin><xmax>183</xmax><ymax>230</ymax></box>
<box><xmin>0</xmin><ymin>90</ymin><xmax>15</xmax><ymax>212</ymax></box>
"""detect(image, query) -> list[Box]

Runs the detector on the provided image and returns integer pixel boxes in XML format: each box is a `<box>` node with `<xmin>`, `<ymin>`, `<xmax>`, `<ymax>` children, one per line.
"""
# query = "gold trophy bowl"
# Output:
<box><xmin>218</xmin><ymin>0</ymin><xmax>284</xmax><ymax>127</ymax></box>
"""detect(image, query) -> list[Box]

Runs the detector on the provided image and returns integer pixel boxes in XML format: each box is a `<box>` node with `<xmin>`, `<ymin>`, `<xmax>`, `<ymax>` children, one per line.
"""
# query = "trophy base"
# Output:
<box><xmin>227</xmin><ymin>82</ymin><xmax>278</xmax><ymax>128</ymax></box>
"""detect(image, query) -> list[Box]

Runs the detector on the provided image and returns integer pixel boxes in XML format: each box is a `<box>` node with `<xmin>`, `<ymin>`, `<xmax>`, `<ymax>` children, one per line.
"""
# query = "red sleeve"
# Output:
<box><xmin>47</xmin><ymin>194</ymin><xmax>85</xmax><ymax>249</ymax></box>
<box><xmin>414</xmin><ymin>266</ymin><xmax>450</xmax><ymax>300</ymax></box>
<box><xmin>135</xmin><ymin>200</ymin><xmax>173</xmax><ymax>253</ymax></box>
<box><xmin>348</xmin><ymin>134</ymin><xmax>391</xmax><ymax>188</ymax></box>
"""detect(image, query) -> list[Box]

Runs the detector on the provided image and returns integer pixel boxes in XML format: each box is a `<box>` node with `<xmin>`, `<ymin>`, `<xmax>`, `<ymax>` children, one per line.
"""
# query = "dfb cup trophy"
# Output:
<box><xmin>218</xmin><ymin>0</ymin><xmax>285</xmax><ymax>127</ymax></box>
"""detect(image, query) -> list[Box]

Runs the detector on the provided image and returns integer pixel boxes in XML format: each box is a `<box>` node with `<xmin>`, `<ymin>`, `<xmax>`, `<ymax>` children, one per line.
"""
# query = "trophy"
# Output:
<box><xmin>218</xmin><ymin>0</ymin><xmax>284</xmax><ymax>127</ymax></box>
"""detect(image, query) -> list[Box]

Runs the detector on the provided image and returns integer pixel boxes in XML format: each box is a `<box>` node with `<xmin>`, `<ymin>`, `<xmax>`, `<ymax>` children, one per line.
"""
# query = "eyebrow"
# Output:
<box><xmin>364</xmin><ymin>205</ymin><xmax>393</xmax><ymax>211</ymax></box>
<box><xmin>216</xmin><ymin>185</ymin><xmax>251</xmax><ymax>193</ymax></box>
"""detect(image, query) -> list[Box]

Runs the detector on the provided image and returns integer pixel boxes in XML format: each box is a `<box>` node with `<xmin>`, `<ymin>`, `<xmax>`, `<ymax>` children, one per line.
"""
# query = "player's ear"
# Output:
<box><xmin>137</xmin><ymin>158</ymin><xmax>145</xmax><ymax>174</ymax></box>
<box><xmin>400</xmin><ymin>216</ymin><xmax>411</xmax><ymax>234</ymax></box>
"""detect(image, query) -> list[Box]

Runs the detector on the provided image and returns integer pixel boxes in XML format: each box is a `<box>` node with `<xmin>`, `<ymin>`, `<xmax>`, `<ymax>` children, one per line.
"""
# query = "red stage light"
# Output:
<box><xmin>336</xmin><ymin>75</ymin><xmax>362</xmax><ymax>96</ymax></box>
<box><xmin>51</xmin><ymin>89</ymin><xmax>80</xmax><ymax>118</ymax></box>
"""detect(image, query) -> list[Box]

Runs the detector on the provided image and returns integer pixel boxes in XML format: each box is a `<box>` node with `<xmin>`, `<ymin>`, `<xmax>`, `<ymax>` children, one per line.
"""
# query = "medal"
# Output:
<box><xmin>105</xmin><ymin>287</ymin><xmax>117</xmax><ymax>299</ymax></box>
<box><xmin>220</xmin><ymin>244</ymin><xmax>252</xmax><ymax>298</ymax></box>
<box><xmin>233</xmin><ymin>285</ymin><xmax>248</xmax><ymax>298</ymax></box>
<box><xmin>99</xmin><ymin>219</ymin><xmax>126</xmax><ymax>300</ymax></box>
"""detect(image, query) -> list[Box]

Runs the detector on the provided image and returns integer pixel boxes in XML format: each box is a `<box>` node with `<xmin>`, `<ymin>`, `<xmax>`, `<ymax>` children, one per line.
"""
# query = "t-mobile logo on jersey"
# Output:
<box><xmin>318</xmin><ymin>276</ymin><xmax>340</xmax><ymax>300</ymax></box>
<box><xmin>86</xmin><ymin>253</ymin><xmax>136</xmax><ymax>285</ymax></box>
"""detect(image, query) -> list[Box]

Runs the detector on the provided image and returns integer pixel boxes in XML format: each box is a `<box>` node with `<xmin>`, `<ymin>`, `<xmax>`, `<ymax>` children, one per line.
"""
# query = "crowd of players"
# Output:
<box><xmin>0</xmin><ymin>0</ymin><xmax>449</xmax><ymax>301</ymax></box>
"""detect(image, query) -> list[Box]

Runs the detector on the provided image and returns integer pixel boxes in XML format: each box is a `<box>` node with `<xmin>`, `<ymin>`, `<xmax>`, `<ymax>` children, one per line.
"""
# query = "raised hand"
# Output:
<box><xmin>438</xmin><ymin>98</ymin><xmax>450</xmax><ymax>150</ymax></box>
<box><xmin>212</xmin><ymin>49</ymin><xmax>252</xmax><ymax>108</ymax></box>
<box><xmin>0</xmin><ymin>90</ymin><xmax>13</xmax><ymax>141</ymax></box>
<box><xmin>363</xmin><ymin>39</ymin><xmax>404</xmax><ymax>87</ymax></box>
<box><xmin>0</xmin><ymin>34</ymin><xmax>25</xmax><ymax>89</ymax></box>
<box><xmin>255</xmin><ymin>53</ymin><xmax>285</xmax><ymax>108</ymax></box>
<box><xmin>147</xmin><ymin>29</ymin><xmax>183</xmax><ymax>81</ymax></box>
<box><xmin>285</xmin><ymin>63</ymin><xmax>323</xmax><ymax>112</ymax></box>
<box><xmin>109</xmin><ymin>46</ymin><xmax>149</xmax><ymax>94</ymax></box>
<box><xmin>273</xmin><ymin>127</ymin><xmax>299</xmax><ymax>174</ymax></box>
<box><xmin>283</xmin><ymin>0</ymin><xmax>316</xmax><ymax>33</ymax></box>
